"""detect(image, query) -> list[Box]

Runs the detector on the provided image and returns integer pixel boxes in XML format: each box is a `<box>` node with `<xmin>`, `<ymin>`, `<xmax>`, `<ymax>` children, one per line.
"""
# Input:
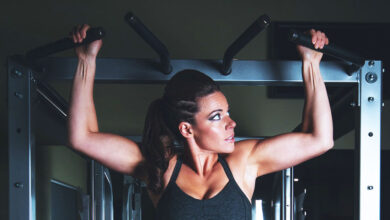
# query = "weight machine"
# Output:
<box><xmin>8</xmin><ymin>13</ymin><xmax>382</xmax><ymax>220</ymax></box>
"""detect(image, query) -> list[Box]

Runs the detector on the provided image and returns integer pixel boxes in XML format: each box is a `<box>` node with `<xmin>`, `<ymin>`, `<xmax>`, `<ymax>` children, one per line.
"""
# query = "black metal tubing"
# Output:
<box><xmin>26</xmin><ymin>27</ymin><xmax>105</xmax><ymax>59</ymax></box>
<box><xmin>221</xmin><ymin>14</ymin><xmax>271</xmax><ymax>75</ymax></box>
<box><xmin>125</xmin><ymin>12</ymin><xmax>172</xmax><ymax>74</ymax></box>
<box><xmin>288</xmin><ymin>29</ymin><xmax>365</xmax><ymax>74</ymax></box>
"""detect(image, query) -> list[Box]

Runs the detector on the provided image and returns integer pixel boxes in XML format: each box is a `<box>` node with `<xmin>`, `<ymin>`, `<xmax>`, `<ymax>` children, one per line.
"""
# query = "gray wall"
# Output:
<box><xmin>1</xmin><ymin>0</ymin><xmax>390</xmax><ymax>219</ymax></box>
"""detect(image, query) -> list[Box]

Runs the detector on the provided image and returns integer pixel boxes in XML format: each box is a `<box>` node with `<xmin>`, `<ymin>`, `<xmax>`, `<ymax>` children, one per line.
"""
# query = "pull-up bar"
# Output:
<box><xmin>125</xmin><ymin>12</ymin><xmax>172</xmax><ymax>74</ymax></box>
<box><xmin>221</xmin><ymin>14</ymin><xmax>270</xmax><ymax>75</ymax></box>
<box><xmin>25</xmin><ymin>27</ymin><xmax>105</xmax><ymax>59</ymax></box>
<box><xmin>288</xmin><ymin>29</ymin><xmax>365</xmax><ymax>75</ymax></box>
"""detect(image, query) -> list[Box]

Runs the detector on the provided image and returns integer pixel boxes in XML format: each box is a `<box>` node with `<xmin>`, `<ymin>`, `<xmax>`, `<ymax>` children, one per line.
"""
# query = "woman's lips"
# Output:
<box><xmin>225</xmin><ymin>135</ymin><xmax>235</xmax><ymax>143</ymax></box>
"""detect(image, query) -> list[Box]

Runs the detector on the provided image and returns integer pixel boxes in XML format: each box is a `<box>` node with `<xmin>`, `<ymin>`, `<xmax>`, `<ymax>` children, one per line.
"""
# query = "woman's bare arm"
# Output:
<box><xmin>68</xmin><ymin>24</ymin><xmax>145</xmax><ymax>178</ymax></box>
<box><xmin>237</xmin><ymin>30</ymin><xmax>334</xmax><ymax>177</ymax></box>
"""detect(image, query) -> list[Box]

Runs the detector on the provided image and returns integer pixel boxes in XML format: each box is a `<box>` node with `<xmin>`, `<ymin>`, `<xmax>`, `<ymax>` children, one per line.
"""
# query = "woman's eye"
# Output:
<box><xmin>210</xmin><ymin>113</ymin><xmax>221</xmax><ymax>121</ymax></box>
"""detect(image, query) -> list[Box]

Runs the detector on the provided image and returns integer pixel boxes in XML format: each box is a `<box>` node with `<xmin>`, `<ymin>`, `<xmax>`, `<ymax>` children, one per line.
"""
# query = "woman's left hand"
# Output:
<box><xmin>297</xmin><ymin>29</ymin><xmax>329</xmax><ymax>64</ymax></box>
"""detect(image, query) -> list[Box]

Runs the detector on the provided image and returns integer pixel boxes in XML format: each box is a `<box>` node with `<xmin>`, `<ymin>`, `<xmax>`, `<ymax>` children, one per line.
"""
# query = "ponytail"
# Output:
<box><xmin>142</xmin><ymin>98</ymin><xmax>179</xmax><ymax>194</ymax></box>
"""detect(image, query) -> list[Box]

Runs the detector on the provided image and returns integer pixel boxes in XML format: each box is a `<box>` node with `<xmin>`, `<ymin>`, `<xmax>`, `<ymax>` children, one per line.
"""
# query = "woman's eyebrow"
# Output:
<box><xmin>207</xmin><ymin>109</ymin><xmax>222</xmax><ymax>117</ymax></box>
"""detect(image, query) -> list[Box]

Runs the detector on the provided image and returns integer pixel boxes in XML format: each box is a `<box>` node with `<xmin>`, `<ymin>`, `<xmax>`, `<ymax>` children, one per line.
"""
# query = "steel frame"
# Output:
<box><xmin>37</xmin><ymin>58</ymin><xmax>356</xmax><ymax>85</ymax></box>
<box><xmin>8</xmin><ymin>59</ymin><xmax>36</xmax><ymax>220</ymax></box>
<box><xmin>8</xmin><ymin>57</ymin><xmax>382</xmax><ymax>220</ymax></box>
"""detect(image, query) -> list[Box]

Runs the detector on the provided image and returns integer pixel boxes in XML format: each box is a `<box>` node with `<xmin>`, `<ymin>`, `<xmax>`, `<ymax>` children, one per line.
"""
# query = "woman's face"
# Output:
<box><xmin>191</xmin><ymin>91</ymin><xmax>236</xmax><ymax>153</ymax></box>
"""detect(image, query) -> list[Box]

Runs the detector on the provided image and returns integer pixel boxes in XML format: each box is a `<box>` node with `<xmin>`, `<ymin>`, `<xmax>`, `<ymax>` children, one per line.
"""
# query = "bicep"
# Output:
<box><xmin>246</xmin><ymin>132</ymin><xmax>331</xmax><ymax>177</ymax></box>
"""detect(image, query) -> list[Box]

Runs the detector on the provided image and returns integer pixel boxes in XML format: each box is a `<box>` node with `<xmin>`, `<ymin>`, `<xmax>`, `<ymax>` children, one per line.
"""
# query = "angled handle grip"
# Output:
<box><xmin>26</xmin><ymin>27</ymin><xmax>105</xmax><ymax>59</ymax></box>
<box><xmin>288</xmin><ymin>29</ymin><xmax>365</xmax><ymax>68</ymax></box>
<box><xmin>125</xmin><ymin>12</ymin><xmax>172</xmax><ymax>74</ymax></box>
<box><xmin>222</xmin><ymin>14</ymin><xmax>271</xmax><ymax>75</ymax></box>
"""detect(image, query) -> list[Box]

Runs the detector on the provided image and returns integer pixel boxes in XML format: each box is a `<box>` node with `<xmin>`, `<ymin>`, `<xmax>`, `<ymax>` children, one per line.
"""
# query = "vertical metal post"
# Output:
<box><xmin>8</xmin><ymin>59</ymin><xmax>36</xmax><ymax>220</ymax></box>
<box><xmin>284</xmin><ymin>168</ymin><xmax>294</xmax><ymax>220</ymax></box>
<box><xmin>92</xmin><ymin>160</ymin><xmax>104</xmax><ymax>220</ymax></box>
<box><xmin>272</xmin><ymin>172</ymin><xmax>282</xmax><ymax>220</ymax></box>
<box><xmin>122</xmin><ymin>176</ymin><xmax>142</xmax><ymax>220</ymax></box>
<box><xmin>92</xmin><ymin>160</ymin><xmax>114</xmax><ymax>220</ymax></box>
<box><xmin>104</xmin><ymin>168</ymin><xmax>114</xmax><ymax>220</ymax></box>
<box><xmin>273</xmin><ymin>168</ymin><xmax>294</xmax><ymax>220</ymax></box>
<box><xmin>355</xmin><ymin>61</ymin><xmax>381</xmax><ymax>219</ymax></box>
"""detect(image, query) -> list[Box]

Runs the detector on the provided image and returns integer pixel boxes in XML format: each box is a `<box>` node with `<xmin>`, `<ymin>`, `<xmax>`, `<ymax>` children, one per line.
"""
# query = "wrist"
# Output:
<box><xmin>302</xmin><ymin>59</ymin><xmax>320</xmax><ymax>67</ymax></box>
<box><xmin>78</xmin><ymin>55</ymin><xmax>97</xmax><ymax>64</ymax></box>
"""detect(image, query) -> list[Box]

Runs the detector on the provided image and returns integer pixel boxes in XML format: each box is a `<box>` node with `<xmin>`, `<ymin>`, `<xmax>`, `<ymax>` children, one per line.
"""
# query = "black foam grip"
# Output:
<box><xmin>26</xmin><ymin>27</ymin><xmax>105</xmax><ymax>59</ymax></box>
<box><xmin>222</xmin><ymin>14</ymin><xmax>271</xmax><ymax>75</ymax></box>
<box><xmin>125</xmin><ymin>12</ymin><xmax>172</xmax><ymax>74</ymax></box>
<box><xmin>288</xmin><ymin>29</ymin><xmax>365</xmax><ymax>67</ymax></box>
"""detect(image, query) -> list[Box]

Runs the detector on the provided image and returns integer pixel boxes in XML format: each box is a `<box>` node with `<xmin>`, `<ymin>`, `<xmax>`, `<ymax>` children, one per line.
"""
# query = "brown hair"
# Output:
<box><xmin>141</xmin><ymin>69</ymin><xmax>220</xmax><ymax>194</ymax></box>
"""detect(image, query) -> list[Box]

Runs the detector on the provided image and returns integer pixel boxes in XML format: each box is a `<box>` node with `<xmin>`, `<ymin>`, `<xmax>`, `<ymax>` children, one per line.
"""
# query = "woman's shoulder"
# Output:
<box><xmin>224</xmin><ymin>139</ymin><xmax>262</xmax><ymax>166</ymax></box>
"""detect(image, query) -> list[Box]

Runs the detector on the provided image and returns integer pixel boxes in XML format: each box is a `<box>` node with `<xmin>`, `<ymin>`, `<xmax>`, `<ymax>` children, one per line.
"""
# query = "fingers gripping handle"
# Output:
<box><xmin>288</xmin><ymin>29</ymin><xmax>365</xmax><ymax>69</ymax></box>
<box><xmin>26</xmin><ymin>27</ymin><xmax>105</xmax><ymax>59</ymax></box>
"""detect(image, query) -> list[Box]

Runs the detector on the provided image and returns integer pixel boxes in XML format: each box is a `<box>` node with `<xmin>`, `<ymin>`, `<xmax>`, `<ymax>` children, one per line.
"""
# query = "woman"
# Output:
<box><xmin>69</xmin><ymin>24</ymin><xmax>333</xmax><ymax>219</ymax></box>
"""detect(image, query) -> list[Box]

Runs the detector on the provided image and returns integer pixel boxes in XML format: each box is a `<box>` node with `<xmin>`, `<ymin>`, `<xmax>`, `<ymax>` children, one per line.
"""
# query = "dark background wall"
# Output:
<box><xmin>1</xmin><ymin>0</ymin><xmax>390</xmax><ymax>219</ymax></box>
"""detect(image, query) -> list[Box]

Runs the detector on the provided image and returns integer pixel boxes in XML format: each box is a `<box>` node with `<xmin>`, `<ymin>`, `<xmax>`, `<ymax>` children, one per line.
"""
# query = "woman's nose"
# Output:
<box><xmin>226</xmin><ymin>117</ymin><xmax>236</xmax><ymax>129</ymax></box>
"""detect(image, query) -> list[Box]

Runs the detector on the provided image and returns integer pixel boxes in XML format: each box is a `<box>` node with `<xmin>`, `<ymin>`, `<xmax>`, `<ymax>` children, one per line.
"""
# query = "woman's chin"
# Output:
<box><xmin>222</xmin><ymin>144</ymin><xmax>235</xmax><ymax>154</ymax></box>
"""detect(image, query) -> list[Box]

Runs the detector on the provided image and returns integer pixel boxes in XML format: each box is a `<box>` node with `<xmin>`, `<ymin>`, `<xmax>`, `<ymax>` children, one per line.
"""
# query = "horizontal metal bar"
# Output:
<box><xmin>37</xmin><ymin>58</ymin><xmax>359</xmax><ymax>85</ymax></box>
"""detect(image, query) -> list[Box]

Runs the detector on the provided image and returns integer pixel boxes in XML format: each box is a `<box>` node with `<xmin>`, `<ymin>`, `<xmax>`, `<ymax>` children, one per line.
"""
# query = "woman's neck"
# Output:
<box><xmin>183</xmin><ymin>145</ymin><xmax>219</xmax><ymax>177</ymax></box>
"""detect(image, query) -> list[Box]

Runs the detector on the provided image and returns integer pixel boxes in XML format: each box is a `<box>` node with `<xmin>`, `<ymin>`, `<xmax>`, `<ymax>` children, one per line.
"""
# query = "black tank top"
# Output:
<box><xmin>155</xmin><ymin>155</ymin><xmax>252</xmax><ymax>220</ymax></box>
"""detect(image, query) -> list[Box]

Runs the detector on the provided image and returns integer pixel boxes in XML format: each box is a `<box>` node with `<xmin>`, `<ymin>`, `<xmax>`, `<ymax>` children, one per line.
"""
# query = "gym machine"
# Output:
<box><xmin>8</xmin><ymin>13</ymin><xmax>381</xmax><ymax>220</ymax></box>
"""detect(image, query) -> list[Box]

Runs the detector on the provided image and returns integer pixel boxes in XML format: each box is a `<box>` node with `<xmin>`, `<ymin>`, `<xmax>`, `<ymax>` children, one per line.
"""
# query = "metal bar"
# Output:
<box><xmin>286</xmin><ymin>168</ymin><xmax>294</xmax><ymax>220</ymax></box>
<box><xmin>125</xmin><ymin>12</ymin><xmax>172</xmax><ymax>74</ymax></box>
<box><xmin>50</xmin><ymin>179</ymin><xmax>79</xmax><ymax>191</ymax></box>
<box><xmin>104</xmin><ymin>168</ymin><xmax>114</xmax><ymax>220</ymax></box>
<box><xmin>8</xmin><ymin>59</ymin><xmax>36</xmax><ymax>220</ymax></box>
<box><xmin>221</xmin><ymin>14</ymin><xmax>270</xmax><ymax>75</ymax></box>
<box><xmin>92</xmin><ymin>160</ymin><xmax>104</xmax><ymax>220</ymax></box>
<box><xmin>35</xmin><ymin>78</ymin><xmax>69</xmax><ymax>119</ymax></box>
<box><xmin>122</xmin><ymin>176</ymin><xmax>142</xmax><ymax>220</ymax></box>
<box><xmin>272</xmin><ymin>171</ymin><xmax>282</xmax><ymax>220</ymax></box>
<box><xmin>355</xmin><ymin>61</ymin><xmax>381</xmax><ymax>219</ymax></box>
<box><xmin>288</xmin><ymin>29</ymin><xmax>365</xmax><ymax>75</ymax></box>
<box><xmin>92</xmin><ymin>162</ymin><xmax>114</xmax><ymax>220</ymax></box>
<box><xmin>26</xmin><ymin>27</ymin><xmax>105</xmax><ymax>59</ymax></box>
<box><xmin>91</xmin><ymin>161</ymin><xmax>95</xmax><ymax>220</ymax></box>
<box><xmin>37</xmin><ymin>58</ymin><xmax>358</xmax><ymax>85</ymax></box>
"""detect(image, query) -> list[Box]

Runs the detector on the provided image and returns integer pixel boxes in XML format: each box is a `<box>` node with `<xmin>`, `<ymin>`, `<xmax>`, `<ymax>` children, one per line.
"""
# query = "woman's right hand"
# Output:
<box><xmin>71</xmin><ymin>24</ymin><xmax>103</xmax><ymax>60</ymax></box>
<box><xmin>296</xmin><ymin>29</ymin><xmax>329</xmax><ymax>65</ymax></box>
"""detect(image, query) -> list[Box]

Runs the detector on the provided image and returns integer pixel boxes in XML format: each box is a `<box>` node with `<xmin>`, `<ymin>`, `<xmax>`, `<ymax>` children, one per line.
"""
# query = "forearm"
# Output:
<box><xmin>69</xmin><ymin>57</ymin><xmax>99</xmax><ymax>145</ymax></box>
<box><xmin>68</xmin><ymin>56</ymin><xmax>145</xmax><ymax>175</ymax></box>
<box><xmin>301</xmin><ymin>60</ymin><xmax>333</xmax><ymax>146</ymax></box>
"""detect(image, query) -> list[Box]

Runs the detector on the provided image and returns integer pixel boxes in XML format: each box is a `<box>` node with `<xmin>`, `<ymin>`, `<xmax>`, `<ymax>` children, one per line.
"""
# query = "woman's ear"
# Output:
<box><xmin>178</xmin><ymin>122</ymin><xmax>193</xmax><ymax>138</ymax></box>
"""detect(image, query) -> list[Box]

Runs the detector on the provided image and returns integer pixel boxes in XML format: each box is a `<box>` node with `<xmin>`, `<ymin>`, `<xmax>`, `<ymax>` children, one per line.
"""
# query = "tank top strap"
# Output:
<box><xmin>169</xmin><ymin>155</ymin><xmax>183</xmax><ymax>184</ymax></box>
<box><xmin>217</xmin><ymin>154</ymin><xmax>234</xmax><ymax>181</ymax></box>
